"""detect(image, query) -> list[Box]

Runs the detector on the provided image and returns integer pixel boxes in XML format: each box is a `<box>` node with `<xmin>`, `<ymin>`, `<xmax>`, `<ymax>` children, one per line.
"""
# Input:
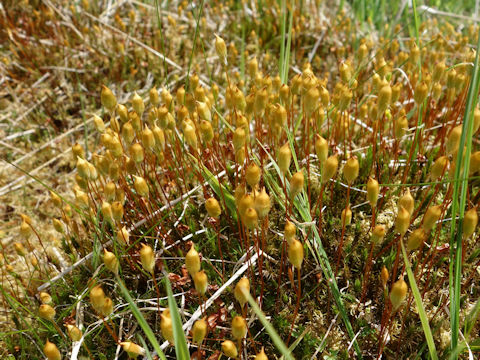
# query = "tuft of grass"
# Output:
<box><xmin>449</xmin><ymin>25</ymin><xmax>480</xmax><ymax>356</ymax></box>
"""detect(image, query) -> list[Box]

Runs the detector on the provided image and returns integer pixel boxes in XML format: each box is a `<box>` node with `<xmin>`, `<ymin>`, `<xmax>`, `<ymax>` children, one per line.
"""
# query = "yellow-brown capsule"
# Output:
<box><xmin>244</xmin><ymin>207</ymin><xmax>258</xmax><ymax>229</ymax></box>
<box><xmin>131</xmin><ymin>92</ymin><xmax>145</xmax><ymax>117</ymax></box>
<box><xmin>423</xmin><ymin>205</ymin><xmax>442</xmax><ymax>232</ymax></box>
<box><xmin>398</xmin><ymin>189</ymin><xmax>415</xmax><ymax>216</ymax></box>
<box><xmin>474</xmin><ymin>107</ymin><xmax>480</xmax><ymax>133</ymax></box>
<box><xmin>246</xmin><ymin>163</ymin><xmax>261</xmax><ymax>188</ymax></box>
<box><xmin>234</xmin><ymin>184</ymin><xmax>246</xmax><ymax>206</ymax></box>
<box><xmin>255</xmin><ymin>348</ymin><xmax>269</xmax><ymax>360</ymax></box>
<box><xmin>372</xmin><ymin>225</ymin><xmax>386</xmax><ymax>243</ymax></box>
<box><xmin>464</xmin><ymin>208</ymin><xmax>478</xmax><ymax>238</ymax></box>
<box><xmin>290</xmin><ymin>171</ymin><xmax>304</xmax><ymax>198</ymax></box>
<box><xmin>199</xmin><ymin>120</ymin><xmax>214</xmax><ymax>143</ymax></box>
<box><xmin>233</xmin><ymin>88</ymin><xmax>246</xmax><ymax>111</ymax></box>
<box><xmin>14</xmin><ymin>242</ymin><xmax>27</xmax><ymax>257</ymax></box>
<box><xmin>40</xmin><ymin>292</ymin><xmax>52</xmax><ymax>304</ymax></box>
<box><xmin>390</xmin><ymin>277</ymin><xmax>408</xmax><ymax>311</ymax></box>
<box><xmin>222</xmin><ymin>340</ymin><xmax>238</xmax><ymax>358</ymax></box>
<box><xmin>66</xmin><ymin>324</ymin><xmax>82</xmax><ymax>342</ymax></box>
<box><xmin>53</xmin><ymin>219</ymin><xmax>64</xmax><ymax>234</ymax></box>
<box><xmin>446</xmin><ymin>125</ymin><xmax>462</xmax><ymax>155</ymax></box>
<box><xmin>101</xmin><ymin>85</ymin><xmax>117</xmax><ymax>112</ymax></box>
<box><xmin>413</xmin><ymin>82</ymin><xmax>428</xmax><ymax>104</ymax></box>
<box><xmin>186</xmin><ymin>243</ymin><xmax>201</xmax><ymax>275</ymax></box>
<box><xmin>395</xmin><ymin>206</ymin><xmax>411</xmax><ymax>236</ymax></box>
<box><xmin>93</xmin><ymin>114</ymin><xmax>105</xmax><ymax>133</ymax></box>
<box><xmin>433</xmin><ymin>61</ymin><xmax>446</xmax><ymax>83</ymax></box>
<box><xmin>254</xmin><ymin>188</ymin><xmax>271</xmax><ymax>219</ymax></box>
<box><xmin>39</xmin><ymin>304</ymin><xmax>56</xmax><ymax>321</ymax></box>
<box><xmin>391</xmin><ymin>82</ymin><xmax>402</xmax><ymax>103</ymax></box>
<box><xmin>232</xmin><ymin>316</ymin><xmax>247</xmax><ymax>340</ymax></box>
<box><xmin>315</xmin><ymin>135</ymin><xmax>328</xmax><ymax>164</ymax></box>
<box><xmin>111</xmin><ymin>201</ymin><xmax>124</xmax><ymax>223</ymax></box>
<box><xmin>366</xmin><ymin>177</ymin><xmax>379</xmax><ymax>207</ymax></box>
<box><xmin>101</xmin><ymin>297</ymin><xmax>114</xmax><ymax>317</ymax></box>
<box><xmin>430</xmin><ymin>156</ymin><xmax>449</xmax><ymax>180</ymax></box>
<box><xmin>76</xmin><ymin>157</ymin><xmax>90</xmax><ymax>179</ymax></box>
<box><xmin>141</xmin><ymin>125</ymin><xmax>155</xmax><ymax>150</ymax></box>
<box><xmin>280</xmin><ymin>84</ymin><xmax>290</xmax><ymax>104</ymax></box>
<box><xmin>343</xmin><ymin>157</ymin><xmax>359</xmax><ymax>184</ymax></box>
<box><xmin>192</xmin><ymin>318</ymin><xmax>208</xmax><ymax>344</ymax></box>
<box><xmin>117</xmin><ymin>226</ymin><xmax>130</xmax><ymax>245</ymax></box>
<box><xmin>44</xmin><ymin>340</ymin><xmax>61</xmax><ymax>360</ymax></box>
<box><xmin>288</xmin><ymin>238</ymin><xmax>304</xmax><ymax>269</ymax></box>
<box><xmin>161</xmin><ymin>310</ymin><xmax>174</xmax><ymax>343</ymax></box>
<box><xmin>121</xmin><ymin>341</ymin><xmax>145</xmax><ymax>359</ymax></box>
<box><xmin>215</xmin><ymin>34</ymin><xmax>227</xmax><ymax>62</ymax></box>
<box><xmin>161</xmin><ymin>88</ymin><xmax>173</xmax><ymax>109</ymax></box>
<box><xmin>140</xmin><ymin>244</ymin><xmax>155</xmax><ymax>274</ymax></box>
<box><xmin>234</xmin><ymin>277</ymin><xmax>250</xmax><ymax>307</ymax></box>
<box><xmin>407</xmin><ymin>228</ymin><xmax>427</xmax><ymax>251</ymax></box>
<box><xmin>103</xmin><ymin>249</ymin><xmax>119</xmax><ymax>274</ymax></box>
<box><xmin>193</xmin><ymin>270</ymin><xmax>208</xmax><ymax>295</ymax></box>
<box><xmin>197</xmin><ymin>101</ymin><xmax>212</xmax><ymax>122</ymax></box>
<box><xmin>101</xmin><ymin>201</ymin><xmax>114</xmax><ymax>224</ymax></box>
<box><xmin>357</xmin><ymin>43</ymin><xmax>368</xmax><ymax>61</ymax></box>
<box><xmin>254</xmin><ymin>87</ymin><xmax>268</xmax><ymax>116</ymax></box>
<box><xmin>470</xmin><ymin>151</ymin><xmax>480</xmax><ymax>175</ymax></box>
<box><xmin>133</xmin><ymin>176</ymin><xmax>149</xmax><ymax>197</ymax></box>
<box><xmin>149</xmin><ymin>87</ymin><xmax>160</xmax><ymax>107</ymax></box>
<box><xmin>233</xmin><ymin>127</ymin><xmax>246</xmax><ymax>151</ymax></box>
<box><xmin>50</xmin><ymin>191</ymin><xmax>62</xmax><ymax>208</ymax></box>
<box><xmin>278</xmin><ymin>143</ymin><xmax>292</xmax><ymax>175</ymax></box>
<box><xmin>304</xmin><ymin>86</ymin><xmax>320</xmax><ymax>115</ymax></box>
<box><xmin>184</xmin><ymin>124</ymin><xmax>198</xmax><ymax>149</ymax></box>
<box><xmin>90</xmin><ymin>285</ymin><xmax>106</xmax><ymax>313</ymax></box>
<box><xmin>380</xmin><ymin>266</ymin><xmax>389</xmax><ymax>289</ymax></box>
<box><xmin>235</xmin><ymin>148</ymin><xmax>246</xmax><ymax>164</ymax></box>
<box><xmin>248</xmin><ymin>57</ymin><xmax>258</xmax><ymax>79</ymax></box>
<box><xmin>432</xmin><ymin>82</ymin><xmax>442</xmax><ymax>101</ymax></box>
<box><xmin>121</xmin><ymin>121</ymin><xmax>135</xmax><ymax>144</ymax></box>
<box><xmin>395</xmin><ymin>113</ymin><xmax>408</xmax><ymax>139</ymax></box>
<box><xmin>205</xmin><ymin>197</ymin><xmax>221</xmax><ymax>218</ymax></box>
<box><xmin>117</xmin><ymin>104</ymin><xmax>128</xmax><ymax>123</ymax></box>
<box><xmin>152</xmin><ymin>125</ymin><xmax>166</xmax><ymax>151</ymax></box>
<box><xmin>339</xmin><ymin>61</ymin><xmax>352</xmax><ymax>82</ymax></box>
<box><xmin>129</xmin><ymin>110</ymin><xmax>142</xmax><ymax>131</ymax></box>
<box><xmin>237</xmin><ymin>193</ymin><xmax>254</xmax><ymax>219</ymax></box>
<box><xmin>176</xmin><ymin>86</ymin><xmax>186</xmax><ymax>106</ymax></box>
<box><xmin>284</xmin><ymin>220</ymin><xmax>296</xmax><ymax>245</ymax></box>
<box><xmin>274</xmin><ymin>104</ymin><xmax>287</xmax><ymax>126</ymax></box>
<box><xmin>323</xmin><ymin>155</ymin><xmax>338</xmax><ymax>183</ymax></box>
<box><xmin>378</xmin><ymin>84</ymin><xmax>392</xmax><ymax>114</ymax></box>
<box><xmin>320</xmin><ymin>86</ymin><xmax>330</xmax><ymax>107</ymax></box>
<box><xmin>341</xmin><ymin>206</ymin><xmax>352</xmax><ymax>226</ymax></box>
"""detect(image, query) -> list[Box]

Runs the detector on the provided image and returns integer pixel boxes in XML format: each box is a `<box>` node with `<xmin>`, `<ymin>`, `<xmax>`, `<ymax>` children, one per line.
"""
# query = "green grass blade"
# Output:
<box><xmin>449</xmin><ymin>27</ymin><xmax>480</xmax><ymax>355</ymax></box>
<box><xmin>283</xmin><ymin>4</ymin><xmax>294</xmax><ymax>83</ymax></box>
<box><xmin>400</xmin><ymin>241</ymin><xmax>438</xmax><ymax>360</ymax></box>
<box><xmin>244</xmin><ymin>291</ymin><xmax>294</xmax><ymax>360</ymax></box>
<box><xmin>115</xmin><ymin>275</ymin><xmax>167</xmax><ymax>360</ymax></box>
<box><xmin>138</xmin><ymin>334</ymin><xmax>154</xmax><ymax>360</ymax></box>
<box><xmin>279</xmin><ymin>0</ymin><xmax>286</xmax><ymax>84</ymax></box>
<box><xmin>164</xmin><ymin>275</ymin><xmax>190</xmax><ymax>360</ymax></box>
